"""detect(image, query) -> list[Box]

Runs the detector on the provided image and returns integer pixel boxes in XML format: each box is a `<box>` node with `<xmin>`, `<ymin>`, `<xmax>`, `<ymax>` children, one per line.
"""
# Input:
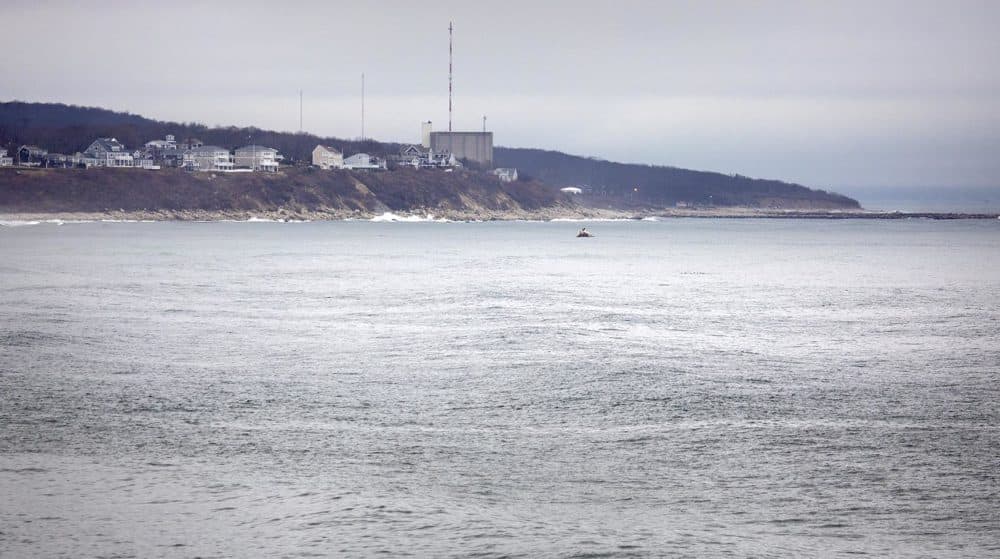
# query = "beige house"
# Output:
<box><xmin>313</xmin><ymin>145</ymin><xmax>344</xmax><ymax>169</ymax></box>
<box><xmin>312</xmin><ymin>145</ymin><xmax>343</xmax><ymax>170</ymax></box>
<box><xmin>234</xmin><ymin>145</ymin><xmax>280</xmax><ymax>171</ymax></box>
<box><xmin>188</xmin><ymin>145</ymin><xmax>234</xmax><ymax>172</ymax></box>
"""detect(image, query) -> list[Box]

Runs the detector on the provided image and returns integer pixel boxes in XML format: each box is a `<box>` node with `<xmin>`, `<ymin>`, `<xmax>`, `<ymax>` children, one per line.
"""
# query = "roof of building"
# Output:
<box><xmin>189</xmin><ymin>145</ymin><xmax>229</xmax><ymax>154</ymax></box>
<box><xmin>88</xmin><ymin>138</ymin><xmax>127</xmax><ymax>152</ymax></box>
<box><xmin>429</xmin><ymin>131</ymin><xmax>493</xmax><ymax>137</ymax></box>
<box><xmin>235</xmin><ymin>145</ymin><xmax>278</xmax><ymax>154</ymax></box>
<box><xmin>314</xmin><ymin>145</ymin><xmax>342</xmax><ymax>155</ymax></box>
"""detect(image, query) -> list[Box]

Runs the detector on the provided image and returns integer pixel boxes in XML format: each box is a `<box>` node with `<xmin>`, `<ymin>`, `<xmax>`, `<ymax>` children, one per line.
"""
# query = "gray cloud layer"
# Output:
<box><xmin>2</xmin><ymin>0</ymin><xmax>997</xmax><ymax>188</ymax></box>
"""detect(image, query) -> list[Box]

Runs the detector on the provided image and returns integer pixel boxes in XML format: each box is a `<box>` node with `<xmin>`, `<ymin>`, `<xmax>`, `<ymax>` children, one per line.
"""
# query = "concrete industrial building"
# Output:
<box><xmin>429</xmin><ymin>131</ymin><xmax>493</xmax><ymax>168</ymax></box>
<box><xmin>421</xmin><ymin>121</ymin><xmax>433</xmax><ymax>148</ymax></box>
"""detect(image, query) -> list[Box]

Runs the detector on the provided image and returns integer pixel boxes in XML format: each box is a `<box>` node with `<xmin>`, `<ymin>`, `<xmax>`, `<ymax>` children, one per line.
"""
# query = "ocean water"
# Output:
<box><xmin>1</xmin><ymin>219</ymin><xmax>999</xmax><ymax>558</ymax></box>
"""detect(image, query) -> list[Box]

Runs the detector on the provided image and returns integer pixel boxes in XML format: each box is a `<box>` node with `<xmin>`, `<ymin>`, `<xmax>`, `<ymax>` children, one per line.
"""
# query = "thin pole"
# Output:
<box><xmin>482</xmin><ymin>115</ymin><xmax>486</xmax><ymax>132</ymax></box>
<box><xmin>448</xmin><ymin>21</ymin><xmax>453</xmax><ymax>132</ymax></box>
<box><xmin>361</xmin><ymin>73</ymin><xmax>365</xmax><ymax>141</ymax></box>
<box><xmin>299</xmin><ymin>90</ymin><xmax>303</xmax><ymax>132</ymax></box>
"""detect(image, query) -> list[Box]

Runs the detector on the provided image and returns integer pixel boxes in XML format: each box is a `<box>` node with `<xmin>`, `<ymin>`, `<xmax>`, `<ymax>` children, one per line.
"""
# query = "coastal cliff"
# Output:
<box><xmin>0</xmin><ymin>167</ymin><xmax>579</xmax><ymax>220</ymax></box>
<box><xmin>1</xmin><ymin>102</ymin><xmax>863</xmax><ymax>215</ymax></box>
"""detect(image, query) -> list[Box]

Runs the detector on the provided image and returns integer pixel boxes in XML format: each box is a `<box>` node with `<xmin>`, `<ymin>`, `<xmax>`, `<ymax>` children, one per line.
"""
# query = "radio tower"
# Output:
<box><xmin>448</xmin><ymin>21</ymin><xmax>453</xmax><ymax>132</ymax></box>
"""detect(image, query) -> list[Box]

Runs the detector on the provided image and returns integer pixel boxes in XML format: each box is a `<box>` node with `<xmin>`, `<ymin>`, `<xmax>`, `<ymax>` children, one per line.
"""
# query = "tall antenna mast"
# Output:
<box><xmin>299</xmin><ymin>89</ymin><xmax>303</xmax><ymax>132</ymax></box>
<box><xmin>361</xmin><ymin>73</ymin><xmax>365</xmax><ymax>141</ymax></box>
<box><xmin>448</xmin><ymin>21</ymin><xmax>453</xmax><ymax>132</ymax></box>
<box><xmin>482</xmin><ymin>115</ymin><xmax>486</xmax><ymax>132</ymax></box>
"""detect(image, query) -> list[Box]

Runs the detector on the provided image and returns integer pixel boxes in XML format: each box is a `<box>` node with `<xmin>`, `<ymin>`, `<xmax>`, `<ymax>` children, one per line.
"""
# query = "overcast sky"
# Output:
<box><xmin>2</xmin><ymin>0</ymin><xmax>997</xmax><ymax>189</ymax></box>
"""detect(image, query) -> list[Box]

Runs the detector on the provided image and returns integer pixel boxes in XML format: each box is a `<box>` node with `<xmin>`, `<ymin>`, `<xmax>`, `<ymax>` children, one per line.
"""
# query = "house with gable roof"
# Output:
<box><xmin>84</xmin><ymin>138</ymin><xmax>134</xmax><ymax>167</ymax></box>
<box><xmin>312</xmin><ymin>145</ymin><xmax>343</xmax><ymax>169</ymax></box>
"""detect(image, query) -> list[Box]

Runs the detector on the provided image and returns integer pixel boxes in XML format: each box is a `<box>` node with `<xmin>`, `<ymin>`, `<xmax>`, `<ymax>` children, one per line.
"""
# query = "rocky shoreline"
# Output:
<box><xmin>3</xmin><ymin>207</ymin><xmax>998</xmax><ymax>223</ymax></box>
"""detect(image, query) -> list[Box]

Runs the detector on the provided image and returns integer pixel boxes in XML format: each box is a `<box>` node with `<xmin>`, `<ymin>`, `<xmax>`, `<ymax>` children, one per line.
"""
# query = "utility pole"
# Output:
<box><xmin>448</xmin><ymin>21</ymin><xmax>453</xmax><ymax>132</ymax></box>
<box><xmin>361</xmin><ymin>73</ymin><xmax>365</xmax><ymax>141</ymax></box>
<box><xmin>299</xmin><ymin>90</ymin><xmax>303</xmax><ymax>133</ymax></box>
<box><xmin>482</xmin><ymin>115</ymin><xmax>486</xmax><ymax>133</ymax></box>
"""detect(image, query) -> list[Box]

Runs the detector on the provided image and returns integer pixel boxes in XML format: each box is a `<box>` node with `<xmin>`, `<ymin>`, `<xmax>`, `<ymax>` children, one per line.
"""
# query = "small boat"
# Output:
<box><xmin>577</xmin><ymin>228</ymin><xmax>592</xmax><ymax>238</ymax></box>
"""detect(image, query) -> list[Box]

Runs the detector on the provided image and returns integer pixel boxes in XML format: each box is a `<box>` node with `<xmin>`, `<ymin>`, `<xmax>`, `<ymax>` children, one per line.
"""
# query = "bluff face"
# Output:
<box><xmin>0</xmin><ymin>167</ymin><xmax>570</xmax><ymax>219</ymax></box>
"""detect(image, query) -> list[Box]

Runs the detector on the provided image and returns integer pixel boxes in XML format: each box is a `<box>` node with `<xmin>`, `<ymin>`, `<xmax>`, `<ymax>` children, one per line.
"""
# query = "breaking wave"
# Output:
<box><xmin>370</xmin><ymin>212</ymin><xmax>451</xmax><ymax>223</ymax></box>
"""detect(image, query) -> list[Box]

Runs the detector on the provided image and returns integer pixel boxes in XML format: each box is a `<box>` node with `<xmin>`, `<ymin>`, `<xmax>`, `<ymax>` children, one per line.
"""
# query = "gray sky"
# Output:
<box><xmin>2</xmin><ymin>0</ymin><xmax>998</xmax><ymax>189</ymax></box>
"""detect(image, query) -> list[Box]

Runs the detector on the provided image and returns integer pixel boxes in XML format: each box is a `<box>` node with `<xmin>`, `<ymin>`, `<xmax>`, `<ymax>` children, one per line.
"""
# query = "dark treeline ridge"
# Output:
<box><xmin>0</xmin><ymin>101</ymin><xmax>394</xmax><ymax>164</ymax></box>
<box><xmin>0</xmin><ymin>101</ymin><xmax>860</xmax><ymax>209</ymax></box>
<box><xmin>495</xmin><ymin>147</ymin><xmax>859</xmax><ymax>209</ymax></box>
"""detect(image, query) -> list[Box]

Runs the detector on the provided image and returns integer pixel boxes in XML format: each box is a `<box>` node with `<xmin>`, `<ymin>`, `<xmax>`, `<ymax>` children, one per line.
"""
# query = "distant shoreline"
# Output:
<box><xmin>3</xmin><ymin>208</ymin><xmax>998</xmax><ymax>224</ymax></box>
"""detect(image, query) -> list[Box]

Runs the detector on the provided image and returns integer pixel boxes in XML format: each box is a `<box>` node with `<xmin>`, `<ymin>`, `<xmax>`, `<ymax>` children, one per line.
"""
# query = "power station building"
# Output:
<box><xmin>427</xmin><ymin>129</ymin><xmax>493</xmax><ymax>168</ymax></box>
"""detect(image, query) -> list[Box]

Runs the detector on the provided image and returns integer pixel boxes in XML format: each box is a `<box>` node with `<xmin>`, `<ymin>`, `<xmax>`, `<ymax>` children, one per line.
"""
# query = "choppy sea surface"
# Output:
<box><xmin>1</xmin><ymin>219</ymin><xmax>998</xmax><ymax>558</ymax></box>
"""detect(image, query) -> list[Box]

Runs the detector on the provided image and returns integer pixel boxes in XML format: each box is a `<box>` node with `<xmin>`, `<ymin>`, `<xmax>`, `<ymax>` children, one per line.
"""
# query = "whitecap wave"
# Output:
<box><xmin>0</xmin><ymin>220</ymin><xmax>41</xmax><ymax>227</ymax></box>
<box><xmin>548</xmin><ymin>217</ymin><xmax>636</xmax><ymax>222</ymax></box>
<box><xmin>370</xmin><ymin>212</ymin><xmax>450</xmax><ymax>223</ymax></box>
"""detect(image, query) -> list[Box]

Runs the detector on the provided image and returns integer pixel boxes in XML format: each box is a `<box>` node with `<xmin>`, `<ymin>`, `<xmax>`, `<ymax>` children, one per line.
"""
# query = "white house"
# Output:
<box><xmin>84</xmin><ymin>138</ymin><xmax>134</xmax><ymax>167</ymax></box>
<box><xmin>188</xmin><ymin>145</ymin><xmax>234</xmax><ymax>172</ymax></box>
<box><xmin>343</xmin><ymin>153</ymin><xmax>386</xmax><ymax>170</ymax></box>
<box><xmin>560</xmin><ymin>187</ymin><xmax>583</xmax><ymax>195</ymax></box>
<box><xmin>312</xmin><ymin>145</ymin><xmax>343</xmax><ymax>169</ymax></box>
<box><xmin>234</xmin><ymin>145</ymin><xmax>280</xmax><ymax>171</ymax></box>
<box><xmin>70</xmin><ymin>152</ymin><xmax>98</xmax><ymax>168</ymax></box>
<box><xmin>492</xmin><ymin>168</ymin><xmax>518</xmax><ymax>182</ymax></box>
<box><xmin>145</xmin><ymin>134</ymin><xmax>177</xmax><ymax>150</ymax></box>
<box><xmin>0</xmin><ymin>148</ymin><xmax>12</xmax><ymax>167</ymax></box>
<box><xmin>392</xmin><ymin>144</ymin><xmax>460</xmax><ymax>169</ymax></box>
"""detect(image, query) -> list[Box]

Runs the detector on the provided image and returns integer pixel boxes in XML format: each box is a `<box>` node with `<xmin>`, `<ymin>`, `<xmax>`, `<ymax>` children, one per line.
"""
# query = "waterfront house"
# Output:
<box><xmin>491</xmin><ymin>168</ymin><xmax>518</xmax><ymax>183</ymax></box>
<box><xmin>312</xmin><ymin>145</ymin><xmax>343</xmax><ymax>169</ymax></box>
<box><xmin>133</xmin><ymin>150</ymin><xmax>159</xmax><ymax>170</ymax></box>
<box><xmin>391</xmin><ymin>145</ymin><xmax>459</xmax><ymax>169</ymax></box>
<box><xmin>70</xmin><ymin>152</ymin><xmax>98</xmax><ymax>168</ymax></box>
<box><xmin>41</xmin><ymin>153</ymin><xmax>74</xmax><ymax>168</ymax></box>
<box><xmin>234</xmin><ymin>145</ymin><xmax>281</xmax><ymax>172</ymax></box>
<box><xmin>343</xmin><ymin>153</ymin><xmax>386</xmax><ymax>171</ymax></box>
<box><xmin>154</xmin><ymin>148</ymin><xmax>188</xmax><ymax>168</ymax></box>
<box><xmin>0</xmin><ymin>148</ymin><xmax>12</xmax><ymax>167</ymax></box>
<box><xmin>390</xmin><ymin>145</ymin><xmax>424</xmax><ymax>168</ymax></box>
<box><xmin>17</xmin><ymin>145</ymin><xmax>48</xmax><ymax>166</ymax></box>
<box><xmin>145</xmin><ymin>134</ymin><xmax>177</xmax><ymax>150</ymax></box>
<box><xmin>84</xmin><ymin>138</ymin><xmax>134</xmax><ymax>167</ymax></box>
<box><xmin>188</xmin><ymin>145</ymin><xmax>234</xmax><ymax>172</ymax></box>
